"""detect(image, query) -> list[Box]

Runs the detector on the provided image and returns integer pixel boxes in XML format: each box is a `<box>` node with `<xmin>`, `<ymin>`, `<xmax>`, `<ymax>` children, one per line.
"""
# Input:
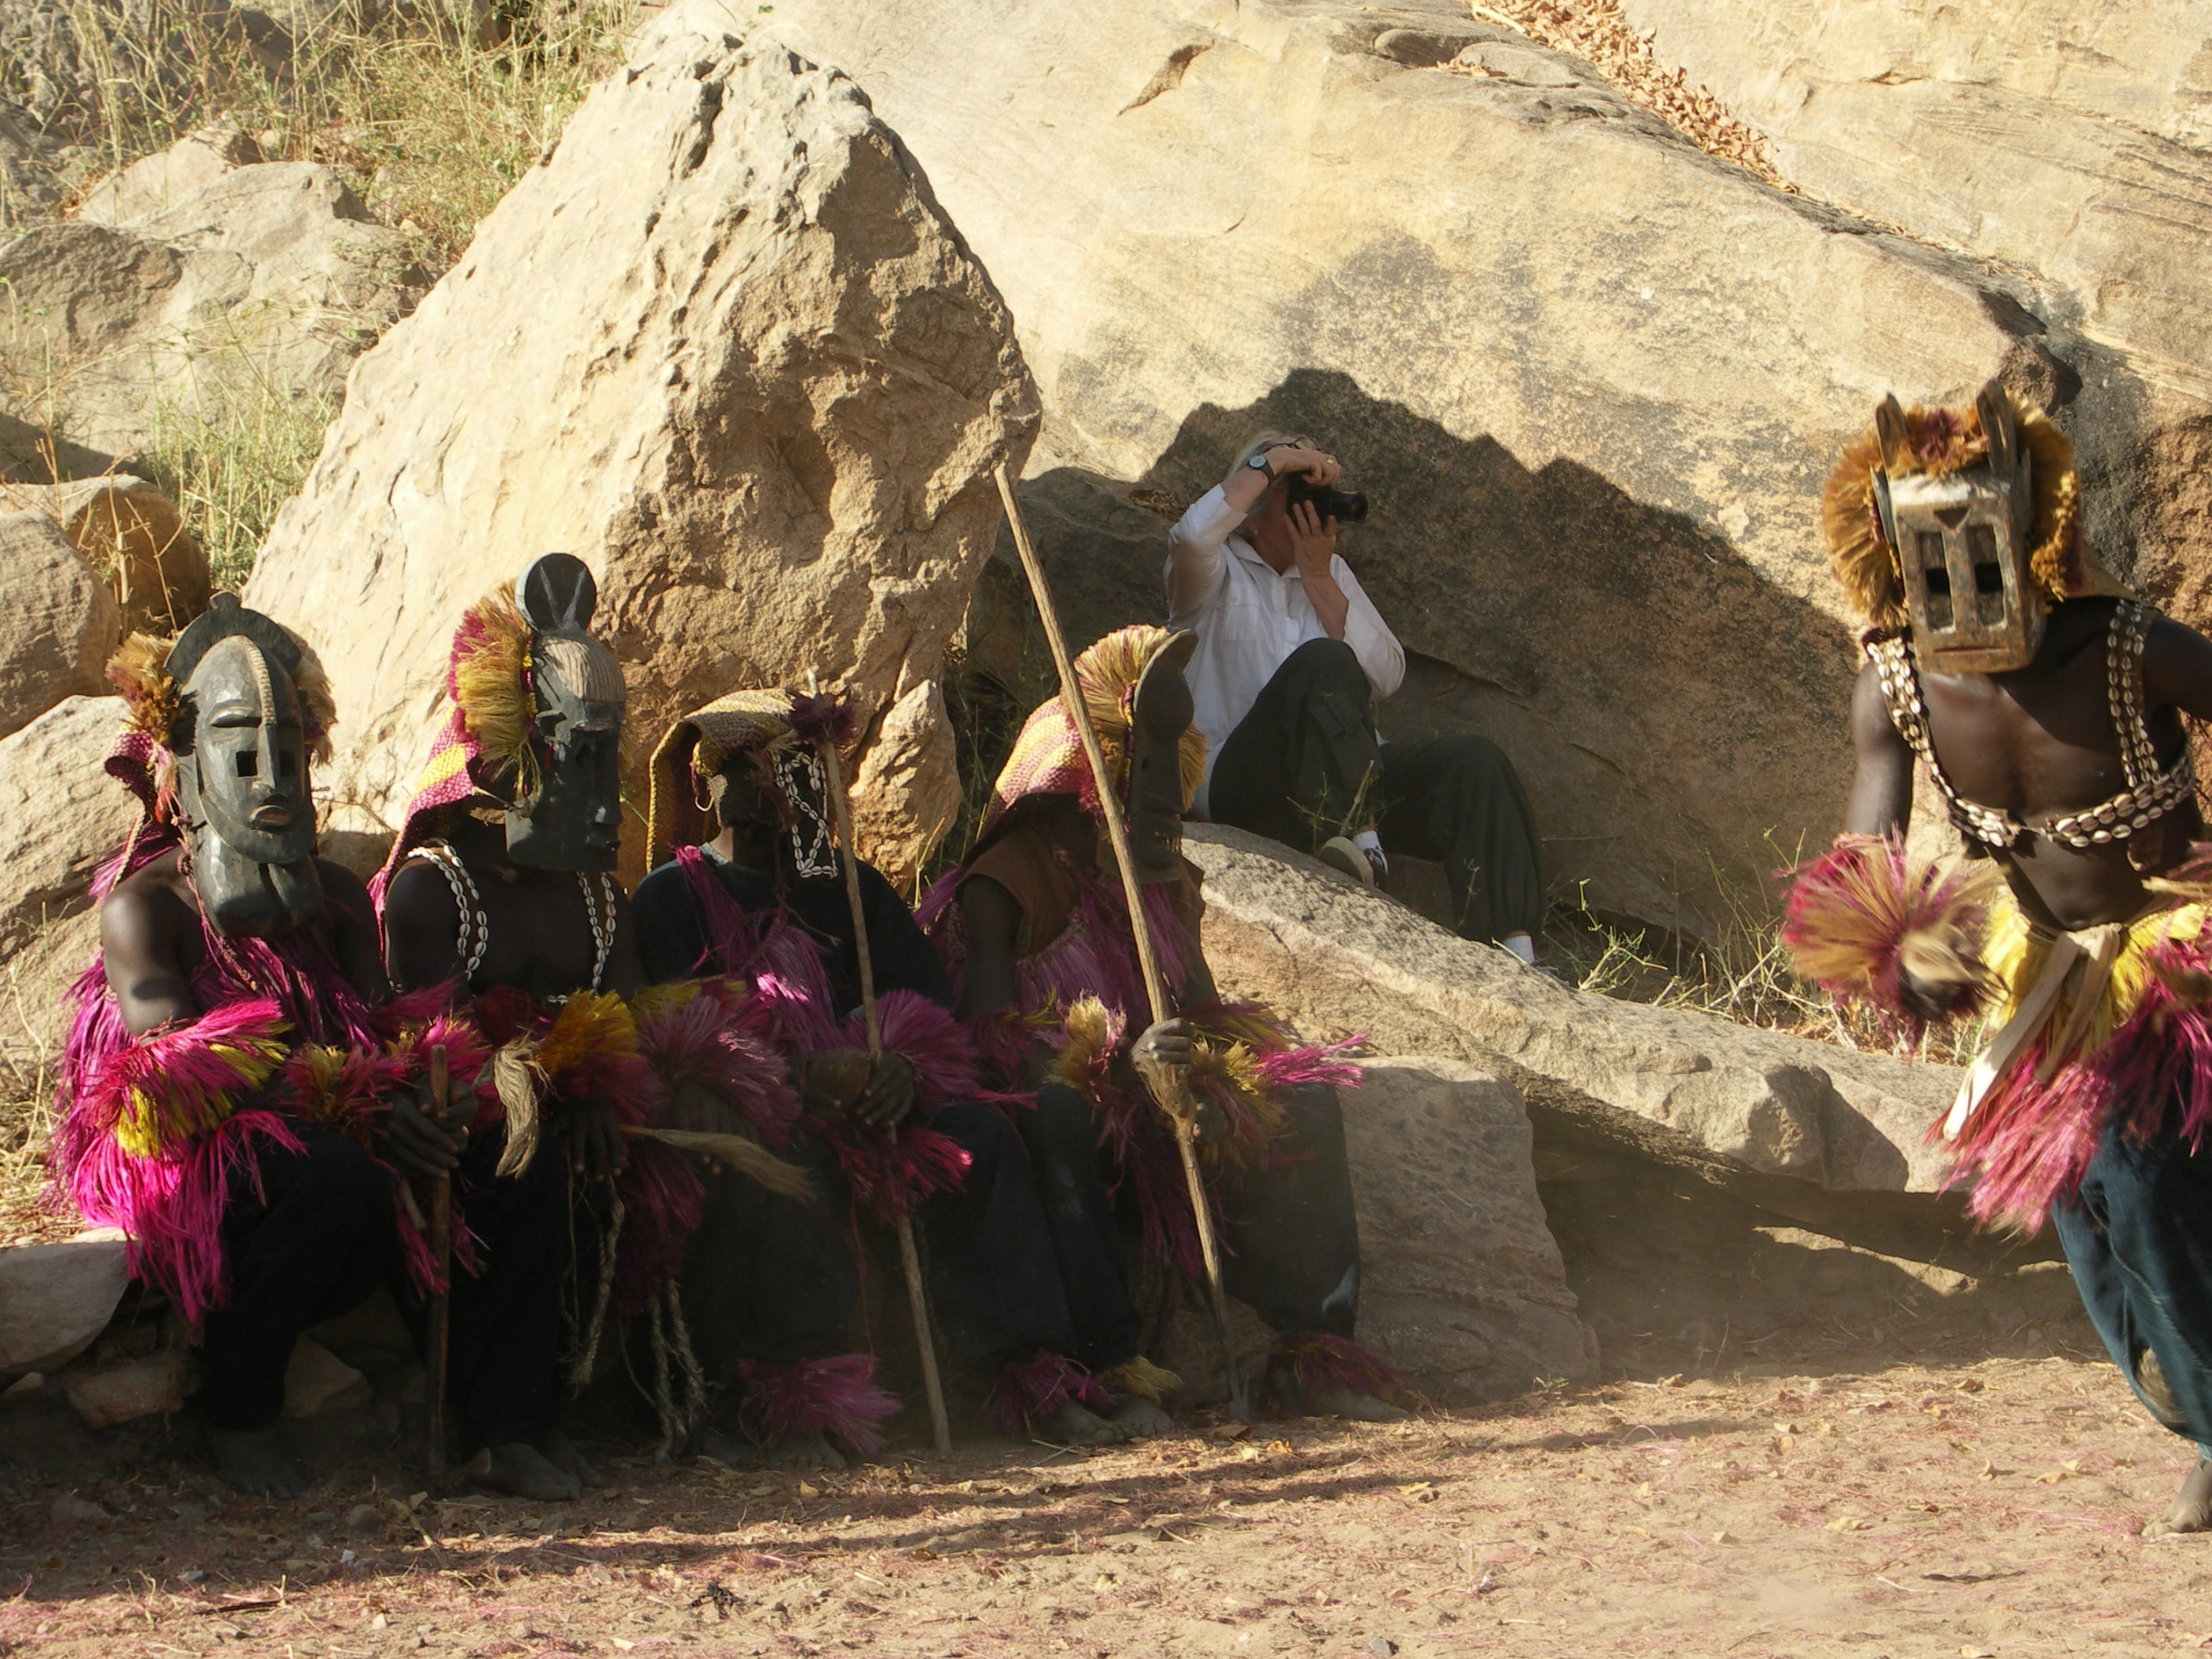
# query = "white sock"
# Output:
<box><xmin>1352</xmin><ymin>830</ymin><xmax>1386</xmax><ymax>874</ymax></box>
<box><xmin>1503</xmin><ymin>932</ymin><xmax>1536</xmax><ymax>965</ymax></box>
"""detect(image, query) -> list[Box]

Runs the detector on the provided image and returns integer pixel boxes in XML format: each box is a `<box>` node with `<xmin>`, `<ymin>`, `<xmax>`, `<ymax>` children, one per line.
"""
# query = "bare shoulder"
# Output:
<box><xmin>99</xmin><ymin>861</ymin><xmax>192</xmax><ymax>958</ymax></box>
<box><xmin>2137</xmin><ymin>613</ymin><xmax>2212</xmax><ymax>722</ymax></box>
<box><xmin>382</xmin><ymin>856</ymin><xmax>461</xmax><ymax>934</ymax></box>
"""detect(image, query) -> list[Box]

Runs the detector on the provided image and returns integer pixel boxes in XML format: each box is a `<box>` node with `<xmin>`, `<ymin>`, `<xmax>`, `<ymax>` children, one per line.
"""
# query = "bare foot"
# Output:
<box><xmin>1036</xmin><ymin>1397</ymin><xmax>1129</xmax><ymax>1447</ymax></box>
<box><xmin>2144</xmin><ymin>1458</ymin><xmax>2212</xmax><ymax>1538</ymax></box>
<box><xmin>535</xmin><ymin>1428</ymin><xmax>602</xmax><ymax>1490</ymax></box>
<box><xmin>476</xmin><ymin>1441</ymin><xmax>582</xmax><ymax>1501</ymax></box>
<box><xmin>766</xmin><ymin>1431</ymin><xmax>845</xmax><ymax>1471</ymax></box>
<box><xmin>696</xmin><ymin>1425</ymin><xmax>762</xmax><ymax>1469</ymax></box>
<box><xmin>207</xmin><ymin>1426</ymin><xmax>308</xmax><ymax>1498</ymax></box>
<box><xmin>1111</xmin><ymin>1396</ymin><xmax>1174</xmax><ymax>1439</ymax></box>
<box><xmin>1284</xmin><ymin>1376</ymin><xmax>1410</xmax><ymax>1422</ymax></box>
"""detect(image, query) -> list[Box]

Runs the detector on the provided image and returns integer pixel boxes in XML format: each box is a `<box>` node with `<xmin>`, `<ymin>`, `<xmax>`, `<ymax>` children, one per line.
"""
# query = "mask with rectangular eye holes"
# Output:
<box><xmin>507</xmin><ymin>553</ymin><xmax>626</xmax><ymax>873</ymax></box>
<box><xmin>167</xmin><ymin>594</ymin><xmax>324</xmax><ymax>938</ymax></box>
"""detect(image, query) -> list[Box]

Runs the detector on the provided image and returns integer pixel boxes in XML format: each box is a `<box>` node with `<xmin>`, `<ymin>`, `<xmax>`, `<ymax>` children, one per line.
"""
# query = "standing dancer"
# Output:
<box><xmin>1784</xmin><ymin>380</ymin><xmax>2212</xmax><ymax>1536</ymax></box>
<box><xmin>920</xmin><ymin>625</ymin><xmax>1404</xmax><ymax>1422</ymax></box>
<box><xmin>55</xmin><ymin>596</ymin><xmax>478</xmax><ymax>1496</ymax></box>
<box><xmin>634</xmin><ymin>689</ymin><xmax>1131</xmax><ymax>1458</ymax></box>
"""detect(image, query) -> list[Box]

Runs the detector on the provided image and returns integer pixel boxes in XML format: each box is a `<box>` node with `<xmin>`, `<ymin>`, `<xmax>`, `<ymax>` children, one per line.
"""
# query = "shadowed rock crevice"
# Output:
<box><xmin>972</xmin><ymin>366</ymin><xmax>1862</xmax><ymax>938</ymax></box>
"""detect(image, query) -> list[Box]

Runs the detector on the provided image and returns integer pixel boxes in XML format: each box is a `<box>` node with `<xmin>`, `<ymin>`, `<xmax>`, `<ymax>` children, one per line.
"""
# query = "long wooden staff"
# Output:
<box><xmin>426</xmin><ymin>1044</ymin><xmax>453</xmax><ymax>1476</ymax></box>
<box><xmin>806</xmin><ymin>671</ymin><xmax>954</xmax><ymax>1456</ymax></box>
<box><xmin>992</xmin><ymin>463</ymin><xmax>1246</xmax><ymax>1420</ymax></box>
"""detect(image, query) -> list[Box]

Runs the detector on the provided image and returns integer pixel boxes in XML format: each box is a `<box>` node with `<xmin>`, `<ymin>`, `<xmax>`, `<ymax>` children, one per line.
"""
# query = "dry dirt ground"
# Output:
<box><xmin>3</xmin><ymin>1351</ymin><xmax>2210</xmax><ymax>1658</ymax></box>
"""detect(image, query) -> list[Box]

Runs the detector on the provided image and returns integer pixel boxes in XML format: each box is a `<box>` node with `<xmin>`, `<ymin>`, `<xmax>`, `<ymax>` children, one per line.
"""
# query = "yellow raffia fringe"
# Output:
<box><xmin>1073</xmin><ymin>625</ymin><xmax>1208</xmax><ymax>808</ymax></box>
<box><xmin>1051</xmin><ymin>996</ymin><xmax>1120</xmax><ymax>1092</ymax></box>
<box><xmin>287</xmin><ymin>1044</ymin><xmax>350</xmax><ymax>1126</ymax></box>
<box><xmin>451</xmin><ymin>583</ymin><xmax>537</xmax><ymax>798</ymax></box>
<box><xmin>1099</xmin><ymin>1355</ymin><xmax>1183</xmax><ymax>1405</ymax></box>
<box><xmin>1788</xmin><ymin>844</ymin><xmax>1999</xmax><ymax>1000</ymax></box>
<box><xmin>1982</xmin><ymin>890</ymin><xmax>2209</xmax><ymax>1068</ymax></box>
<box><xmin>116</xmin><ymin>1029</ymin><xmax>291</xmax><ymax>1158</ymax></box>
<box><xmin>534</xmin><ymin>990</ymin><xmax>638</xmax><ymax>1077</ymax></box>
<box><xmin>630</xmin><ymin>981</ymin><xmax>703</xmax><ymax>1022</ymax></box>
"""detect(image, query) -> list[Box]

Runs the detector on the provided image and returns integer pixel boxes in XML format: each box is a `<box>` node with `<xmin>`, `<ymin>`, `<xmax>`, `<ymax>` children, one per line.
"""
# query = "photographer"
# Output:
<box><xmin>1165</xmin><ymin>432</ymin><xmax>1544</xmax><ymax>960</ymax></box>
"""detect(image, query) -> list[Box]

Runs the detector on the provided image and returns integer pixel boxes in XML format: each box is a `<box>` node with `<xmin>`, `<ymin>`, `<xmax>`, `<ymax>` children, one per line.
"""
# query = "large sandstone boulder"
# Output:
<box><xmin>0</xmin><ymin>146</ymin><xmax>415</xmax><ymax>474</ymax></box>
<box><xmin>247</xmin><ymin>17</ymin><xmax>1039</xmax><ymax>884</ymax></box>
<box><xmin>1614</xmin><ymin>0</ymin><xmax>2212</xmax><ymax>390</ymax></box>
<box><xmin>0</xmin><ymin>696</ymin><xmax>136</xmax><ymax>958</ymax></box>
<box><xmin>0</xmin><ymin>514</ymin><xmax>119</xmax><ymax>741</ymax></box>
<box><xmin>0</xmin><ymin>1233</ymin><xmax>127</xmax><ymax>1378</ymax></box>
<box><xmin>77</xmin><ymin>121</ymin><xmax>262</xmax><ymax>226</ymax></box>
<box><xmin>1185</xmin><ymin>824</ymin><xmax>1973</xmax><ymax>1260</ymax></box>
<box><xmin>0</xmin><ymin>476</ymin><xmax>209</xmax><ymax>634</ymax></box>
<box><xmin>758</xmin><ymin>0</ymin><xmax>2193</xmax><ymax>936</ymax></box>
<box><xmin>1346</xmin><ymin>1058</ymin><xmax>1595</xmax><ymax>1397</ymax></box>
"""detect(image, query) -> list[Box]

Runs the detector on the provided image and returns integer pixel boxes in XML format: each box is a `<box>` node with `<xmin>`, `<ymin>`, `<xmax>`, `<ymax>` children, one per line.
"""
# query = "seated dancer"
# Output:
<box><xmin>1784</xmin><ymin>381</ymin><xmax>2212</xmax><ymax>1537</ymax></box>
<box><xmin>634</xmin><ymin>689</ymin><xmax>1142</xmax><ymax>1458</ymax></box>
<box><xmin>55</xmin><ymin>596</ymin><xmax>478</xmax><ymax>1497</ymax></box>
<box><xmin>378</xmin><ymin>556</ymin><xmax>778</xmax><ymax>1494</ymax></box>
<box><xmin>920</xmin><ymin>626</ymin><xmax>1404</xmax><ymax>1422</ymax></box>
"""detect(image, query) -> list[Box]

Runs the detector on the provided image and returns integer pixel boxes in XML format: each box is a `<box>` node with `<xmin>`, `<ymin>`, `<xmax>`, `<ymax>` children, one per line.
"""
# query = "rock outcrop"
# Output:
<box><xmin>1185</xmin><ymin>824</ymin><xmax>1971</xmax><ymax>1259</ymax></box>
<box><xmin>0</xmin><ymin>513</ymin><xmax>119</xmax><ymax>742</ymax></box>
<box><xmin>0</xmin><ymin>1233</ymin><xmax>127</xmax><ymax>1378</ymax></box>
<box><xmin>0</xmin><ymin>476</ymin><xmax>208</xmax><ymax>634</ymax></box>
<box><xmin>0</xmin><ymin>696</ymin><xmax>136</xmax><ymax>957</ymax></box>
<box><xmin>758</xmin><ymin>0</ymin><xmax>2200</xmax><ymax>936</ymax></box>
<box><xmin>247</xmin><ymin>14</ymin><xmax>1038</xmax><ymax>884</ymax></box>
<box><xmin>0</xmin><ymin>138</ymin><xmax>416</xmax><ymax>474</ymax></box>
<box><xmin>1616</xmin><ymin>0</ymin><xmax>2212</xmax><ymax>390</ymax></box>
<box><xmin>1345</xmin><ymin>1058</ymin><xmax>1595</xmax><ymax>1397</ymax></box>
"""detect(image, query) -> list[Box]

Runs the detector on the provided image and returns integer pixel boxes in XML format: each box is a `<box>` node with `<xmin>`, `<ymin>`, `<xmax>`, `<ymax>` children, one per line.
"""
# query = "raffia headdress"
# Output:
<box><xmin>978</xmin><ymin>626</ymin><xmax>1208</xmax><ymax>840</ymax></box>
<box><xmin>1822</xmin><ymin>387</ymin><xmax>2127</xmax><ymax>632</ymax></box>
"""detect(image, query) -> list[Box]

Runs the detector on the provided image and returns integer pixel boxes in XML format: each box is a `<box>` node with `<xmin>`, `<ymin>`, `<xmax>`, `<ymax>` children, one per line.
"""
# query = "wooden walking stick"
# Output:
<box><xmin>806</xmin><ymin>672</ymin><xmax>955</xmax><ymax>1456</ymax></box>
<box><xmin>426</xmin><ymin>1043</ymin><xmax>453</xmax><ymax>1476</ymax></box>
<box><xmin>992</xmin><ymin>462</ymin><xmax>1248</xmax><ymax>1420</ymax></box>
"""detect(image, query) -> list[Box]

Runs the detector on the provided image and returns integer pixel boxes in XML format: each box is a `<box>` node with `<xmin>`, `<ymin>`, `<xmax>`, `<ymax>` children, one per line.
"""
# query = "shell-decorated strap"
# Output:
<box><xmin>2044</xmin><ymin>600</ymin><xmax>2197</xmax><ymax>851</ymax></box>
<box><xmin>1863</xmin><ymin>633</ymin><xmax>2022</xmax><ymax>848</ymax></box>
<box><xmin>407</xmin><ymin>840</ymin><xmax>489</xmax><ymax>979</ymax></box>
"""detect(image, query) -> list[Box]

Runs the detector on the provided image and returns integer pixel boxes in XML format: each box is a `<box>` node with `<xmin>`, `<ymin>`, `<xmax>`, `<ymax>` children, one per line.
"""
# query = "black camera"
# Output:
<box><xmin>1284</xmin><ymin>471</ymin><xmax>1368</xmax><ymax>524</ymax></box>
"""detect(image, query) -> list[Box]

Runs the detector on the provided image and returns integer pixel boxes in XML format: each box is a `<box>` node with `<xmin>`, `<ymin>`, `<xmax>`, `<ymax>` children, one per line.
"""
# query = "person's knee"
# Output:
<box><xmin>1280</xmin><ymin>636</ymin><xmax>1364</xmax><ymax>693</ymax></box>
<box><xmin>300</xmin><ymin>1131</ymin><xmax>392</xmax><ymax>1223</ymax></box>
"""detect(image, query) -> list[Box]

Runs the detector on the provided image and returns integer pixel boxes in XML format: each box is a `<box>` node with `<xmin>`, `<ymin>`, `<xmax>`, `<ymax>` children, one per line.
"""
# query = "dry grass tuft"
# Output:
<box><xmin>1462</xmin><ymin>0</ymin><xmax>1791</xmax><ymax>190</ymax></box>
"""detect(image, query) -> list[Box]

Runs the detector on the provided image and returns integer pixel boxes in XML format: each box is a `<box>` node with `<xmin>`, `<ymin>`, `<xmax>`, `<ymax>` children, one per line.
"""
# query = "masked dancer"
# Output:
<box><xmin>1784</xmin><ymin>380</ymin><xmax>2212</xmax><ymax>1536</ymax></box>
<box><xmin>921</xmin><ymin>626</ymin><xmax>1403</xmax><ymax>1423</ymax></box>
<box><xmin>378</xmin><ymin>556</ymin><xmax>782</xmax><ymax>1492</ymax></box>
<box><xmin>54</xmin><ymin>596</ymin><xmax>483</xmax><ymax>1496</ymax></box>
<box><xmin>634</xmin><ymin>689</ymin><xmax>1138</xmax><ymax>1459</ymax></box>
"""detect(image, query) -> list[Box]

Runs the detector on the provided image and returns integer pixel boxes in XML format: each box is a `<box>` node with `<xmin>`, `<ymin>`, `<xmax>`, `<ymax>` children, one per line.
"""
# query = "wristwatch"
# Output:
<box><xmin>1247</xmin><ymin>451</ymin><xmax>1277</xmax><ymax>479</ymax></box>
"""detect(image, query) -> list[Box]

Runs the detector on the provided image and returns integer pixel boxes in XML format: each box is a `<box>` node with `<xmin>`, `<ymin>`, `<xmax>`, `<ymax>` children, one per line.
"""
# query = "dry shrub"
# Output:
<box><xmin>1461</xmin><ymin>0</ymin><xmax>1790</xmax><ymax>190</ymax></box>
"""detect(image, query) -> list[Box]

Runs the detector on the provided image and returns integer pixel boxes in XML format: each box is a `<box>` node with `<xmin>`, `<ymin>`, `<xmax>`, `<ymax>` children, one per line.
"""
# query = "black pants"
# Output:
<box><xmin>1019</xmin><ymin>1080</ymin><xmax>1363</xmax><ymax>1366</ymax></box>
<box><xmin>2053</xmin><ymin>1119</ymin><xmax>2212</xmax><ymax>1454</ymax></box>
<box><xmin>1208</xmin><ymin>638</ymin><xmax>1546</xmax><ymax>943</ymax></box>
<box><xmin>682</xmin><ymin>1107</ymin><xmax>1081</xmax><ymax>1382</ymax></box>
<box><xmin>403</xmin><ymin>1128</ymin><xmax>574</xmax><ymax>1454</ymax></box>
<box><xmin>201</xmin><ymin>1124</ymin><xmax>393</xmax><ymax>1433</ymax></box>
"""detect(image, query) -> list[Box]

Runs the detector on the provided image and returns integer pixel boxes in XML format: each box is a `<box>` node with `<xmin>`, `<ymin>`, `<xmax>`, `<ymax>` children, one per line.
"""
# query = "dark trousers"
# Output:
<box><xmin>683</xmin><ymin>1126</ymin><xmax>855</xmax><ymax>1372</ymax></box>
<box><xmin>1208</xmin><ymin>637</ymin><xmax>1546</xmax><ymax>943</ymax></box>
<box><xmin>427</xmin><ymin>1129</ymin><xmax>573</xmax><ymax>1452</ymax></box>
<box><xmin>682</xmin><ymin>1107</ymin><xmax>1081</xmax><ymax>1383</ymax></box>
<box><xmin>1019</xmin><ymin>1080</ymin><xmax>1363</xmax><ymax>1362</ymax></box>
<box><xmin>201</xmin><ymin>1124</ymin><xmax>393</xmax><ymax>1432</ymax></box>
<box><xmin>2053</xmin><ymin>1120</ymin><xmax>2212</xmax><ymax>1454</ymax></box>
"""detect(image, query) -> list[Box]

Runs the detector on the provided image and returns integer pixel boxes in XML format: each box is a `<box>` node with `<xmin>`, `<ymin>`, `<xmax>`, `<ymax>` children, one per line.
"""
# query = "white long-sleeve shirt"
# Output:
<box><xmin>1164</xmin><ymin>485</ymin><xmax>1406</xmax><ymax>818</ymax></box>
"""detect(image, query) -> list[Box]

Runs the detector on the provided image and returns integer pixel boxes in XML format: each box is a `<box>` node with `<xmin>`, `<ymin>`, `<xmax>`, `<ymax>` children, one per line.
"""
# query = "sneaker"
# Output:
<box><xmin>1317</xmin><ymin>835</ymin><xmax>1376</xmax><ymax>889</ymax></box>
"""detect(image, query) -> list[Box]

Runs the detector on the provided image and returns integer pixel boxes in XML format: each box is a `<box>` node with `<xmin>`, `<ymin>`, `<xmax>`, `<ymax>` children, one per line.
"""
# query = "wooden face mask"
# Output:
<box><xmin>167</xmin><ymin>596</ymin><xmax>324</xmax><ymax>937</ymax></box>
<box><xmin>506</xmin><ymin>554</ymin><xmax>626</xmax><ymax>874</ymax></box>
<box><xmin>1875</xmin><ymin>380</ymin><xmax>2046</xmax><ymax>674</ymax></box>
